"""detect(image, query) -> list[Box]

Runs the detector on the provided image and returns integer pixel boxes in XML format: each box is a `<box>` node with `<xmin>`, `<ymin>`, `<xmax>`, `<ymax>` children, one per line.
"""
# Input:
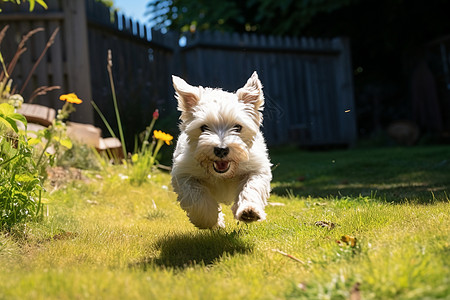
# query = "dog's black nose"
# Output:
<box><xmin>214</xmin><ymin>147</ymin><xmax>229</xmax><ymax>158</ymax></box>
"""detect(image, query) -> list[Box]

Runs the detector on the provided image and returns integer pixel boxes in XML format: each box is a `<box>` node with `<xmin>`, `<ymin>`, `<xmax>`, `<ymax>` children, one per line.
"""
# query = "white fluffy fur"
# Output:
<box><xmin>171</xmin><ymin>72</ymin><xmax>272</xmax><ymax>229</ymax></box>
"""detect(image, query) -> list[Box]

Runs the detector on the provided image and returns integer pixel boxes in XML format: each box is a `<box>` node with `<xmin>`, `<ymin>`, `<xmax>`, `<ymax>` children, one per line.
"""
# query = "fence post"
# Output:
<box><xmin>334</xmin><ymin>37</ymin><xmax>357</xmax><ymax>146</ymax></box>
<box><xmin>62</xmin><ymin>0</ymin><xmax>93</xmax><ymax>123</ymax></box>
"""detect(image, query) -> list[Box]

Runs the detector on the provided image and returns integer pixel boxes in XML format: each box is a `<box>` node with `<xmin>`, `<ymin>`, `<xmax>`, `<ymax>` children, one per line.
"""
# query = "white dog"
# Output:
<box><xmin>171</xmin><ymin>72</ymin><xmax>272</xmax><ymax>229</ymax></box>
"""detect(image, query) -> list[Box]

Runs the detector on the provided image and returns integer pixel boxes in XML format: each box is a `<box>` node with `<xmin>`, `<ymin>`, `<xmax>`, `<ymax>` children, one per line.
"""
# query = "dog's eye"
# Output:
<box><xmin>233</xmin><ymin>124</ymin><xmax>242</xmax><ymax>133</ymax></box>
<box><xmin>200</xmin><ymin>125</ymin><xmax>209</xmax><ymax>132</ymax></box>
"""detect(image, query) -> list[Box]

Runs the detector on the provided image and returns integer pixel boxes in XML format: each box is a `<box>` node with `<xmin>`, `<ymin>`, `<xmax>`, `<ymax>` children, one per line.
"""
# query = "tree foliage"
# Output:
<box><xmin>146</xmin><ymin>0</ymin><xmax>358</xmax><ymax>35</ymax></box>
<box><xmin>0</xmin><ymin>0</ymin><xmax>47</xmax><ymax>12</ymax></box>
<box><xmin>96</xmin><ymin>0</ymin><xmax>113</xmax><ymax>9</ymax></box>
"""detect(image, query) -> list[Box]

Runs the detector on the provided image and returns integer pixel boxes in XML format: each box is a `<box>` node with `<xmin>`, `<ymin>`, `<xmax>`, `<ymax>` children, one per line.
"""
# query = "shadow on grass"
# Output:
<box><xmin>132</xmin><ymin>230</ymin><xmax>253</xmax><ymax>270</ymax></box>
<box><xmin>272</xmin><ymin>182</ymin><xmax>450</xmax><ymax>203</ymax></box>
<box><xmin>270</xmin><ymin>146</ymin><xmax>450</xmax><ymax>204</ymax></box>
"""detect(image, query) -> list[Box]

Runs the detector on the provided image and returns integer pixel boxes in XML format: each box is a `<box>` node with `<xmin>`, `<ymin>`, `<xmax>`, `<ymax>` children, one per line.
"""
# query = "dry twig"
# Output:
<box><xmin>0</xmin><ymin>25</ymin><xmax>9</xmax><ymax>46</ymax></box>
<box><xmin>272</xmin><ymin>249</ymin><xmax>306</xmax><ymax>264</ymax></box>
<box><xmin>29</xmin><ymin>85</ymin><xmax>61</xmax><ymax>103</ymax></box>
<box><xmin>1</xmin><ymin>27</ymin><xmax>44</xmax><ymax>81</ymax></box>
<box><xmin>21</xmin><ymin>27</ymin><xmax>60</xmax><ymax>96</ymax></box>
<box><xmin>157</xmin><ymin>164</ymin><xmax>172</xmax><ymax>171</ymax></box>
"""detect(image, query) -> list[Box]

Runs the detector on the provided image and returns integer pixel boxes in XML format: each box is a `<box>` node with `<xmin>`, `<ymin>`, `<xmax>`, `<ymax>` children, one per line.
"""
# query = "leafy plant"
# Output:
<box><xmin>0</xmin><ymin>84</ymin><xmax>79</xmax><ymax>231</ymax></box>
<box><xmin>27</xmin><ymin>93</ymin><xmax>84</xmax><ymax>179</ymax></box>
<box><xmin>0</xmin><ymin>104</ymin><xmax>43</xmax><ymax>229</ymax></box>
<box><xmin>0</xmin><ymin>19</ymin><xmax>74</xmax><ymax>231</ymax></box>
<box><xmin>0</xmin><ymin>93</ymin><xmax>83</xmax><ymax>230</ymax></box>
<box><xmin>0</xmin><ymin>102</ymin><xmax>26</xmax><ymax>132</ymax></box>
<box><xmin>129</xmin><ymin>110</ymin><xmax>173</xmax><ymax>185</ymax></box>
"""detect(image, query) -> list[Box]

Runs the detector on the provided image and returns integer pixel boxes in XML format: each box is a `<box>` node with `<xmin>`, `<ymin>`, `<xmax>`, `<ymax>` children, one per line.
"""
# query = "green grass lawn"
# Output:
<box><xmin>1</xmin><ymin>146</ymin><xmax>449</xmax><ymax>299</ymax></box>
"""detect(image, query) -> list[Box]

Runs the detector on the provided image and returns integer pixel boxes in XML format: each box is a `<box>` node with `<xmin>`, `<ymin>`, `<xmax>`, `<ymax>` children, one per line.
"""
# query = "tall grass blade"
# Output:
<box><xmin>91</xmin><ymin>100</ymin><xmax>117</xmax><ymax>139</ymax></box>
<box><xmin>107</xmin><ymin>50</ymin><xmax>127</xmax><ymax>158</ymax></box>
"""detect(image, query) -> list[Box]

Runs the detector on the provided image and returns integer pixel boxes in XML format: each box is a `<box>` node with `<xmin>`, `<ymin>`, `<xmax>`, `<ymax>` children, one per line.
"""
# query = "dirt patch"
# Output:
<box><xmin>46</xmin><ymin>166</ymin><xmax>89</xmax><ymax>187</ymax></box>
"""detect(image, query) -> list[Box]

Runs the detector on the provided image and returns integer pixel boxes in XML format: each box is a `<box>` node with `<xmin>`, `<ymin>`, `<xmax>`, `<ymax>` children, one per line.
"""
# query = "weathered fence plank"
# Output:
<box><xmin>62</xmin><ymin>0</ymin><xmax>93</xmax><ymax>124</ymax></box>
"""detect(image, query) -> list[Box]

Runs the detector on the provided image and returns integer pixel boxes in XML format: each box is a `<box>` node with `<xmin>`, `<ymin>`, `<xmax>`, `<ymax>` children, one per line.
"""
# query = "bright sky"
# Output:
<box><xmin>113</xmin><ymin>0</ymin><xmax>150</xmax><ymax>25</ymax></box>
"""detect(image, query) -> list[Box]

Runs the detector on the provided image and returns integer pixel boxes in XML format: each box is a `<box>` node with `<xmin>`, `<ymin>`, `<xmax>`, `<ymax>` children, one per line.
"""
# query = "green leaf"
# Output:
<box><xmin>36</xmin><ymin>0</ymin><xmax>48</xmax><ymax>9</ymax></box>
<box><xmin>27</xmin><ymin>138</ymin><xmax>42</xmax><ymax>146</ymax></box>
<box><xmin>0</xmin><ymin>103</ymin><xmax>14</xmax><ymax>115</ymax></box>
<box><xmin>10</xmin><ymin>113</ymin><xmax>27</xmax><ymax>127</ymax></box>
<box><xmin>0</xmin><ymin>115</ymin><xmax>19</xmax><ymax>133</ymax></box>
<box><xmin>59</xmin><ymin>138</ymin><xmax>72</xmax><ymax>149</ymax></box>
<box><xmin>27</xmin><ymin>0</ymin><xmax>48</xmax><ymax>11</ymax></box>
<box><xmin>29</xmin><ymin>0</ymin><xmax>35</xmax><ymax>11</ymax></box>
<box><xmin>43</xmin><ymin>128</ymin><xmax>52</xmax><ymax>140</ymax></box>
<box><xmin>15</xmin><ymin>173</ymin><xmax>36</xmax><ymax>183</ymax></box>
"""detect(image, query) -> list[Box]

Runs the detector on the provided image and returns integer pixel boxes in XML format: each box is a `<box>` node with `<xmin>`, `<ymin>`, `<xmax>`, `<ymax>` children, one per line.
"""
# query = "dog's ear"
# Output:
<box><xmin>236</xmin><ymin>71</ymin><xmax>264</xmax><ymax>111</ymax></box>
<box><xmin>172</xmin><ymin>75</ymin><xmax>201</xmax><ymax>112</ymax></box>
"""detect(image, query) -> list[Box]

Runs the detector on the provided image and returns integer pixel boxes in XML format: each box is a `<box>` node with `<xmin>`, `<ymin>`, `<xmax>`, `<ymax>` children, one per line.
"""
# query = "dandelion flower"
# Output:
<box><xmin>153</xmin><ymin>130</ymin><xmax>173</xmax><ymax>145</ymax></box>
<box><xmin>60</xmin><ymin>93</ymin><xmax>83</xmax><ymax>104</ymax></box>
<box><xmin>151</xmin><ymin>130</ymin><xmax>173</xmax><ymax>164</ymax></box>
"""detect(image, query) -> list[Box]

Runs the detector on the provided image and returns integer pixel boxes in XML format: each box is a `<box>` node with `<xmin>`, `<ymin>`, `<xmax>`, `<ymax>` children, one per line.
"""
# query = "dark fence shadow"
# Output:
<box><xmin>270</xmin><ymin>146</ymin><xmax>450</xmax><ymax>204</ymax></box>
<box><xmin>271</xmin><ymin>182</ymin><xmax>450</xmax><ymax>204</ymax></box>
<box><xmin>131</xmin><ymin>230</ymin><xmax>253</xmax><ymax>270</ymax></box>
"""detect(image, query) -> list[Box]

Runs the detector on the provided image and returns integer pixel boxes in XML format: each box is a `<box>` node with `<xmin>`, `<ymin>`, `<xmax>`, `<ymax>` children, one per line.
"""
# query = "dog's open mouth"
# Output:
<box><xmin>213</xmin><ymin>161</ymin><xmax>231</xmax><ymax>173</ymax></box>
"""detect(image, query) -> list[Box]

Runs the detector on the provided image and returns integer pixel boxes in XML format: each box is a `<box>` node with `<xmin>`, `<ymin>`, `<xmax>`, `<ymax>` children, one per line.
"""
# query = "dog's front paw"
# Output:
<box><xmin>235</xmin><ymin>204</ymin><xmax>266</xmax><ymax>223</ymax></box>
<box><xmin>240</xmin><ymin>208</ymin><xmax>261</xmax><ymax>222</ymax></box>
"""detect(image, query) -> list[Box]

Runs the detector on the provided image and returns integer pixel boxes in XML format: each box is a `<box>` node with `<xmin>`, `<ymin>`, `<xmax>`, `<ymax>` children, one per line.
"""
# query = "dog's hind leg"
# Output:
<box><xmin>183</xmin><ymin>196</ymin><xmax>224</xmax><ymax>229</ymax></box>
<box><xmin>173</xmin><ymin>177</ymin><xmax>224</xmax><ymax>229</ymax></box>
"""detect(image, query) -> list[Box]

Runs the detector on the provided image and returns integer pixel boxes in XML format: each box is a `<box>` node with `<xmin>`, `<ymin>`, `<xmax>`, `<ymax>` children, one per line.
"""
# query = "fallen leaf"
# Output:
<box><xmin>51</xmin><ymin>231</ymin><xmax>78</xmax><ymax>241</ymax></box>
<box><xmin>314</xmin><ymin>221</ymin><xmax>336</xmax><ymax>229</ymax></box>
<box><xmin>341</xmin><ymin>235</ymin><xmax>357</xmax><ymax>247</ymax></box>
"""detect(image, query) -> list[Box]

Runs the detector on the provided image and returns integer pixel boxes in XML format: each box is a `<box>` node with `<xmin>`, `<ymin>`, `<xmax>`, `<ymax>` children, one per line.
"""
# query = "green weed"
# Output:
<box><xmin>0</xmin><ymin>132</ymin><xmax>43</xmax><ymax>229</ymax></box>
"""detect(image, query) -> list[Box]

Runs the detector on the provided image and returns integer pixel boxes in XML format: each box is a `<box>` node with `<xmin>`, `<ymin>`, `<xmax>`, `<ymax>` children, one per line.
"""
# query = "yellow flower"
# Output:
<box><xmin>153</xmin><ymin>130</ymin><xmax>173</xmax><ymax>145</ymax></box>
<box><xmin>59</xmin><ymin>93</ymin><xmax>83</xmax><ymax>104</ymax></box>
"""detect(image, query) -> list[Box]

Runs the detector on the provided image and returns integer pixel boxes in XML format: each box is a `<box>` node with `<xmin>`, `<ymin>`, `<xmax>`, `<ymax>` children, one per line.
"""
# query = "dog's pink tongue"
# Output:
<box><xmin>215</xmin><ymin>161</ymin><xmax>229</xmax><ymax>171</ymax></box>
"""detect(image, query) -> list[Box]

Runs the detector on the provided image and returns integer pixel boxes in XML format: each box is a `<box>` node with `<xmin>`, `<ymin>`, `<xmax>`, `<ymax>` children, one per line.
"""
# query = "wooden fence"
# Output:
<box><xmin>0</xmin><ymin>0</ymin><xmax>356</xmax><ymax>147</ymax></box>
<box><xmin>0</xmin><ymin>0</ymin><xmax>94</xmax><ymax>123</ymax></box>
<box><xmin>180</xmin><ymin>31</ymin><xmax>356</xmax><ymax>146</ymax></box>
<box><xmin>84</xmin><ymin>0</ymin><xmax>177</xmax><ymax>145</ymax></box>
